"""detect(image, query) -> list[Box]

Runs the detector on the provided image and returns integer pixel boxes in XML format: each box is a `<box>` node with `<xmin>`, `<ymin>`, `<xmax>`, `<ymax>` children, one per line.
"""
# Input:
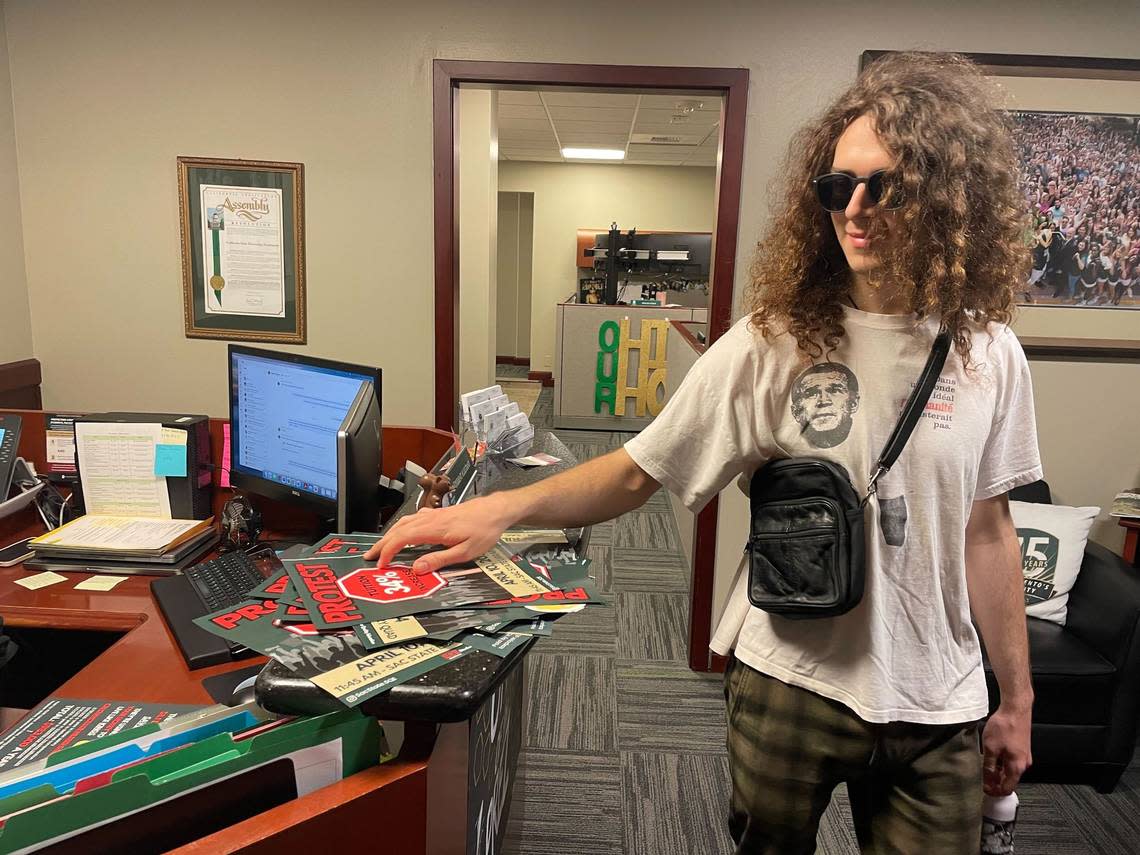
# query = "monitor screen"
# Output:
<box><xmin>230</xmin><ymin>349</ymin><xmax>373</xmax><ymax>503</ymax></box>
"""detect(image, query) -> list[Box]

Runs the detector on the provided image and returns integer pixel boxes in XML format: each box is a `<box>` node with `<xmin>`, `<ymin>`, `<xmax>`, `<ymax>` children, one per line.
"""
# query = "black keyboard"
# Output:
<box><xmin>184</xmin><ymin>550</ymin><xmax>267</xmax><ymax>613</ymax></box>
<box><xmin>153</xmin><ymin>545</ymin><xmax>286</xmax><ymax>669</ymax></box>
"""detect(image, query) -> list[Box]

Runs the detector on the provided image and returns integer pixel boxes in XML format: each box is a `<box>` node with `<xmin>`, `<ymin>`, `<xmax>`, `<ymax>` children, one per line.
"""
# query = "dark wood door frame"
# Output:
<box><xmin>433</xmin><ymin>60</ymin><xmax>749</xmax><ymax>671</ymax></box>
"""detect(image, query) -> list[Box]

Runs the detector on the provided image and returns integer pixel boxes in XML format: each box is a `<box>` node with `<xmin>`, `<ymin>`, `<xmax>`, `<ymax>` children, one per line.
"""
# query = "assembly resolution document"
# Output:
<box><xmin>74</xmin><ymin>422</ymin><xmax>172</xmax><ymax>518</ymax></box>
<box><xmin>200</xmin><ymin>184</ymin><xmax>286</xmax><ymax>317</ymax></box>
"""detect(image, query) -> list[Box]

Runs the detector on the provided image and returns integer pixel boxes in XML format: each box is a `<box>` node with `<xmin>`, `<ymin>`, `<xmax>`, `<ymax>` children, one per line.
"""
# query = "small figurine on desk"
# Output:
<box><xmin>220</xmin><ymin>495</ymin><xmax>262</xmax><ymax>552</ymax></box>
<box><xmin>417</xmin><ymin>473</ymin><xmax>453</xmax><ymax>510</ymax></box>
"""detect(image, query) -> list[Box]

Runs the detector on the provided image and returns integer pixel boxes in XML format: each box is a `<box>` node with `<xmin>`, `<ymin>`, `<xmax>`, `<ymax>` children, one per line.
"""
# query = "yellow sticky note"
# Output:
<box><xmin>14</xmin><ymin>571</ymin><xmax>68</xmax><ymax>590</ymax></box>
<box><xmin>160</xmin><ymin>427</ymin><xmax>188</xmax><ymax>446</ymax></box>
<box><xmin>75</xmin><ymin>575</ymin><xmax>128</xmax><ymax>592</ymax></box>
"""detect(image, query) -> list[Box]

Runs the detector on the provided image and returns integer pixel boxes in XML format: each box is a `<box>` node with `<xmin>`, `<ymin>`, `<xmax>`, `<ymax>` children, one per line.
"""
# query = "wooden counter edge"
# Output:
<box><xmin>168</xmin><ymin>740</ymin><xmax>433</xmax><ymax>853</ymax></box>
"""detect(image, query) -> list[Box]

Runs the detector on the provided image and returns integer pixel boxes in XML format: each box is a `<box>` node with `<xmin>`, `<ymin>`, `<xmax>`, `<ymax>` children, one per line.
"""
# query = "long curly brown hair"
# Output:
<box><xmin>746</xmin><ymin>52</ymin><xmax>1030</xmax><ymax>366</ymax></box>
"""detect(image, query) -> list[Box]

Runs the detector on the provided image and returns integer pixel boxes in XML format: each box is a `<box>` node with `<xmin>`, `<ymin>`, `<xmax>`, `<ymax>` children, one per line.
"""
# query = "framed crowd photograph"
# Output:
<box><xmin>860</xmin><ymin>52</ymin><xmax>1140</xmax><ymax>358</ymax></box>
<box><xmin>177</xmin><ymin>156</ymin><xmax>306</xmax><ymax>343</ymax></box>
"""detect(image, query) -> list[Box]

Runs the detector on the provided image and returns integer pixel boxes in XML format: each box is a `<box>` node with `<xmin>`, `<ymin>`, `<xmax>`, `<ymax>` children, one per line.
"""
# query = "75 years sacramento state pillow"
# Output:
<box><xmin>1010</xmin><ymin>500</ymin><xmax>1100</xmax><ymax>626</ymax></box>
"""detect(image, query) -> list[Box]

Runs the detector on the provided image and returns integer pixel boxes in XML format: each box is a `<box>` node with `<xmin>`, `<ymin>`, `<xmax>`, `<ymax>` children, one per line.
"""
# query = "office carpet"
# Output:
<box><xmin>497</xmin><ymin>380</ymin><xmax>542</xmax><ymax>419</ymax></box>
<box><xmin>502</xmin><ymin>387</ymin><xmax>1140</xmax><ymax>855</ymax></box>
<box><xmin>495</xmin><ymin>363</ymin><xmax>530</xmax><ymax>379</ymax></box>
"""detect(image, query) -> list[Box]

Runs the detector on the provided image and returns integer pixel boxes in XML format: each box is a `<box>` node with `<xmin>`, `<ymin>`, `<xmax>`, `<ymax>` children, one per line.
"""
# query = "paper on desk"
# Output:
<box><xmin>14</xmin><ymin>571</ymin><xmax>68</xmax><ymax>591</ymax></box>
<box><xmin>33</xmin><ymin>516</ymin><xmax>205</xmax><ymax>551</ymax></box>
<box><xmin>75</xmin><ymin>422</ymin><xmax>171</xmax><ymax>518</ymax></box>
<box><xmin>74</xmin><ymin>575</ymin><xmax>128</xmax><ymax>592</ymax></box>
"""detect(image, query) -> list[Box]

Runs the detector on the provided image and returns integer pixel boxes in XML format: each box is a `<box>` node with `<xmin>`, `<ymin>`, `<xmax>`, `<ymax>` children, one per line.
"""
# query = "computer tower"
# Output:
<box><xmin>74</xmin><ymin>413</ymin><xmax>213</xmax><ymax>519</ymax></box>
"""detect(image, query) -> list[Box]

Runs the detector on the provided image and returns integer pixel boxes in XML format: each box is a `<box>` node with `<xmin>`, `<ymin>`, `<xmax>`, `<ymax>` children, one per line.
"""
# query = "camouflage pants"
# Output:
<box><xmin>725</xmin><ymin>655</ymin><xmax>983</xmax><ymax>854</ymax></box>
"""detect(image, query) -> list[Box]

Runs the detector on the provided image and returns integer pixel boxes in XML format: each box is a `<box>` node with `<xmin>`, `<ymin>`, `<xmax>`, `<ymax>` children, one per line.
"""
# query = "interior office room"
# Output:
<box><xmin>0</xmin><ymin>1</ymin><xmax>1138</xmax><ymax>853</ymax></box>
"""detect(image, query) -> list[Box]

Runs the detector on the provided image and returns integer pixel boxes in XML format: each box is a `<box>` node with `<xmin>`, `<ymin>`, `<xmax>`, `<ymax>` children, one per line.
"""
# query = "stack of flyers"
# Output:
<box><xmin>192</xmin><ymin>531</ymin><xmax>606</xmax><ymax>708</ymax></box>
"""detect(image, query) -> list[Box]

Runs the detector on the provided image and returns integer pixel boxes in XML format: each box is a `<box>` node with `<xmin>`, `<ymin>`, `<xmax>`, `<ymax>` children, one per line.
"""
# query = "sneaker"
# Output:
<box><xmin>981</xmin><ymin>814</ymin><xmax>1016</xmax><ymax>854</ymax></box>
<box><xmin>981</xmin><ymin>793</ymin><xmax>1018</xmax><ymax>855</ymax></box>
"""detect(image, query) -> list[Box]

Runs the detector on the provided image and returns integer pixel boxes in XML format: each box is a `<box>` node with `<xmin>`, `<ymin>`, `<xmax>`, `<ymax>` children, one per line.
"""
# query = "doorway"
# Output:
<box><xmin>434</xmin><ymin>60</ymin><xmax>748</xmax><ymax>674</ymax></box>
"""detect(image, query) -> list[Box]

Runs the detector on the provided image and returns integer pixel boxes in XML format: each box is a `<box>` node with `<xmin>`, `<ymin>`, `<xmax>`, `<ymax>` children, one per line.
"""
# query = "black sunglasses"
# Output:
<box><xmin>812</xmin><ymin>170</ymin><xmax>902</xmax><ymax>213</ymax></box>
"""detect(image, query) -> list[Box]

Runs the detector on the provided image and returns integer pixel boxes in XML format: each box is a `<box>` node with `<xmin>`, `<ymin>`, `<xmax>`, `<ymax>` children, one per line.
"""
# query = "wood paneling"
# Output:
<box><xmin>688</xmin><ymin>497</ymin><xmax>720</xmax><ymax>671</ymax></box>
<box><xmin>0</xmin><ymin>359</ymin><xmax>41</xmax><ymax>409</ymax></box>
<box><xmin>527</xmin><ymin>371</ymin><xmax>554</xmax><ymax>387</ymax></box>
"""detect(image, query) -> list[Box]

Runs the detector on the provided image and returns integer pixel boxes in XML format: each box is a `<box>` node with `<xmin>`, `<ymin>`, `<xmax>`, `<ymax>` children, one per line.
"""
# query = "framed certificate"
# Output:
<box><xmin>177</xmin><ymin>156</ymin><xmax>306</xmax><ymax>343</ymax></box>
<box><xmin>860</xmin><ymin>52</ymin><xmax>1140</xmax><ymax>358</ymax></box>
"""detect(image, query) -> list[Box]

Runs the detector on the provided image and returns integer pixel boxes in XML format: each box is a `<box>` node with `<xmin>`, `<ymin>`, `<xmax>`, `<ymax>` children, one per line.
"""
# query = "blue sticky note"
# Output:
<box><xmin>154</xmin><ymin>444</ymin><xmax>187</xmax><ymax>477</ymax></box>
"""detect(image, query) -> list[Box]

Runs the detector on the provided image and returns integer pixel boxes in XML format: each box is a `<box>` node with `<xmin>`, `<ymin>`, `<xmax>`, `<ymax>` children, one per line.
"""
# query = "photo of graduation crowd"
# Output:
<box><xmin>1015</xmin><ymin>111</ymin><xmax>1140</xmax><ymax>308</ymax></box>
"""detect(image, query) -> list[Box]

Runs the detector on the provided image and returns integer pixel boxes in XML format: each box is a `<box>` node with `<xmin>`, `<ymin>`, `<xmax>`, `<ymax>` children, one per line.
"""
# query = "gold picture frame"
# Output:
<box><xmin>860</xmin><ymin>52</ymin><xmax>1140</xmax><ymax>358</ymax></box>
<box><xmin>177</xmin><ymin>156</ymin><xmax>306</xmax><ymax>343</ymax></box>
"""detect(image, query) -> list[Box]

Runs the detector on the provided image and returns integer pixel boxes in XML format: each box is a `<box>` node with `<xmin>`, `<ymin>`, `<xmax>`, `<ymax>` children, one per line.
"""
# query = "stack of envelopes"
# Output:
<box><xmin>193</xmin><ymin>530</ymin><xmax>606</xmax><ymax>708</ymax></box>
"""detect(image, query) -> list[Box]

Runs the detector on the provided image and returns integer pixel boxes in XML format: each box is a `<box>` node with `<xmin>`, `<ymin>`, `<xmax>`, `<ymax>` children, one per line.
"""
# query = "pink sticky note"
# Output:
<box><xmin>221</xmin><ymin>423</ymin><xmax>232</xmax><ymax>488</ymax></box>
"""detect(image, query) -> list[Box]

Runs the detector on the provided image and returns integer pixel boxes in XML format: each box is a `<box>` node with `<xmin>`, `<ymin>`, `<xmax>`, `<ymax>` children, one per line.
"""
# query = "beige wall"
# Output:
<box><xmin>0</xmin><ymin>4</ymin><xmax>31</xmax><ymax>364</ymax></box>
<box><xmin>498</xmin><ymin>161</ymin><xmax>716</xmax><ymax>373</ymax></box>
<box><xmin>1029</xmin><ymin>360</ymin><xmax>1139</xmax><ymax>549</ymax></box>
<box><xmin>0</xmin><ymin>0</ymin><xmax>1137</xmax><ymax>550</ymax></box>
<box><xmin>458</xmin><ymin>89</ymin><xmax>498</xmax><ymax>396</ymax></box>
<box><xmin>495</xmin><ymin>191</ymin><xmax>532</xmax><ymax>360</ymax></box>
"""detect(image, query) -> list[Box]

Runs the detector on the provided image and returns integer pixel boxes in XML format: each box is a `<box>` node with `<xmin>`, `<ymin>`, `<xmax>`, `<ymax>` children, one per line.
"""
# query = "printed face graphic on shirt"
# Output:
<box><xmin>790</xmin><ymin>362</ymin><xmax>861</xmax><ymax>448</ymax></box>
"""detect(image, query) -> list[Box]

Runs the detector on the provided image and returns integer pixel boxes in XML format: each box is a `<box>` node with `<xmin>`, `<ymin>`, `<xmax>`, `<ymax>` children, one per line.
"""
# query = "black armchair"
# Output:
<box><xmin>982</xmin><ymin>480</ymin><xmax>1140</xmax><ymax>792</ymax></box>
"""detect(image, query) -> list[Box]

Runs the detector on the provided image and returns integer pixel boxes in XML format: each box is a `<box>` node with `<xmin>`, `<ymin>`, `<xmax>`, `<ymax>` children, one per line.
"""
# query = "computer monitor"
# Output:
<box><xmin>228</xmin><ymin>345</ymin><xmax>382</xmax><ymax>532</ymax></box>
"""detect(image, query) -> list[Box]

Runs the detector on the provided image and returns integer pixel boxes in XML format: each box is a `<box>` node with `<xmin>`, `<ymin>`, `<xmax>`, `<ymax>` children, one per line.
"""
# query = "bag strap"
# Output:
<box><xmin>863</xmin><ymin>330</ymin><xmax>952</xmax><ymax>504</ymax></box>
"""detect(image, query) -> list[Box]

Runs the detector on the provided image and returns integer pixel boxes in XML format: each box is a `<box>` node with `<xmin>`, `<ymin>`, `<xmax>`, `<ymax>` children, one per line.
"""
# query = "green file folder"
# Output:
<box><xmin>0</xmin><ymin>709</ymin><xmax>380</xmax><ymax>853</ymax></box>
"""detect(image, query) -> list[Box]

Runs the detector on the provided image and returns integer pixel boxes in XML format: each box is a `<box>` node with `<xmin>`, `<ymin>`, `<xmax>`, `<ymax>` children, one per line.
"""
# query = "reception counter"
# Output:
<box><xmin>553</xmin><ymin>301</ymin><xmax>708</xmax><ymax>431</ymax></box>
<box><xmin>0</xmin><ymin>410</ymin><xmax>582</xmax><ymax>854</ymax></box>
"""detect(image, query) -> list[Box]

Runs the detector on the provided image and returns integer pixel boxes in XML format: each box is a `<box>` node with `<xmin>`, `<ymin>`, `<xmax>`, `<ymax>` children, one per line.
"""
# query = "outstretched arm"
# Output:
<box><xmin>364</xmin><ymin>448</ymin><xmax>660</xmax><ymax>573</ymax></box>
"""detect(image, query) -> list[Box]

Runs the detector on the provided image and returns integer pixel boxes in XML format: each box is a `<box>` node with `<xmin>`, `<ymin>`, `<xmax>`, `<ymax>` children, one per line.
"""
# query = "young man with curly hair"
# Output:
<box><xmin>368</xmin><ymin>52</ymin><xmax>1041</xmax><ymax>853</ymax></box>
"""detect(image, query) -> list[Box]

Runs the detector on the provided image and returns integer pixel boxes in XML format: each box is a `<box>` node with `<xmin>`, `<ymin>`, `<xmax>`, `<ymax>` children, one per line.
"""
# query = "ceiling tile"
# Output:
<box><xmin>501</xmin><ymin>154</ymin><xmax>563</xmax><ymax>162</ymax></box>
<box><xmin>499</xmin><ymin>127</ymin><xmax>557</xmax><ymax>139</ymax></box>
<box><xmin>498</xmin><ymin>117</ymin><xmax>554</xmax><ymax>132</ymax></box>
<box><xmin>627</xmin><ymin>143</ymin><xmax>699</xmax><ymax>160</ymax></box>
<box><xmin>637</xmin><ymin>94</ymin><xmax>722</xmax><ymax>112</ymax></box>
<box><xmin>498</xmin><ymin>104</ymin><xmax>548</xmax><ymax>121</ymax></box>
<box><xmin>555</xmin><ymin>133</ymin><xmax>628</xmax><ymax>146</ymax></box>
<box><xmin>635</xmin><ymin>108</ymin><xmax>720</xmax><ymax>130</ymax></box>
<box><xmin>497</xmin><ymin>90</ymin><xmax>543</xmax><ymax>106</ymax></box>
<box><xmin>551</xmin><ymin>120</ymin><xmax>632</xmax><ymax>136</ymax></box>
<box><xmin>540</xmin><ymin>91</ymin><xmax>640</xmax><ymax>108</ymax></box>
<box><xmin>545</xmin><ymin>105</ymin><xmax>635</xmax><ymax>123</ymax></box>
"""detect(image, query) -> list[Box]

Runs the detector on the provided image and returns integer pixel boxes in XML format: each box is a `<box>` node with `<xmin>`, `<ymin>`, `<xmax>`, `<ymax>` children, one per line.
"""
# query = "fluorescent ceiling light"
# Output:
<box><xmin>561</xmin><ymin>147</ymin><xmax>625</xmax><ymax>160</ymax></box>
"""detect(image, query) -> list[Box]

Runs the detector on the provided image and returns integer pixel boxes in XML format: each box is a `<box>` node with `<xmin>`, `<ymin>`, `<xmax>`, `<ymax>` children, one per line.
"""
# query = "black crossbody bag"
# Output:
<box><xmin>745</xmin><ymin>332</ymin><xmax>951</xmax><ymax>619</ymax></box>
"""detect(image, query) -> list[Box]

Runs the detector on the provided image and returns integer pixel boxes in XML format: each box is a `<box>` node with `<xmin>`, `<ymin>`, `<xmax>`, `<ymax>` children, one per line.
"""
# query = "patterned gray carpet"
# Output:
<box><xmin>503</xmin><ymin>388</ymin><xmax>1140</xmax><ymax>855</ymax></box>
<box><xmin>496</xmin><ymin>363</ymin><xmax>530</xmax><ymax>379</ymax></box>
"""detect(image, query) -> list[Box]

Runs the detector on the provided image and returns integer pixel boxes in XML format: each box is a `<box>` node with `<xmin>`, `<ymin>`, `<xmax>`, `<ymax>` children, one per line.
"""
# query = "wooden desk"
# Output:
<box><xmin>1120</xmin><ymin>518</ymin><xmax>1139</xmax><ymax>569</ymax></box>
<box><xmin>0</xmin><ymin>408</ymin><xmax>455</xmax><ymax>852</ymax></box>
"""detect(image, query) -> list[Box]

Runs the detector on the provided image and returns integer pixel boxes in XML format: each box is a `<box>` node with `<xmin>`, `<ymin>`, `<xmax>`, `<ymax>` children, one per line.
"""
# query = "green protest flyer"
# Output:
<box><xmin>191</xmin><ymin>598</ymin><xmax>362</xmax><ymax>671</ymax></box>
<box><xmin>283</xmin><ymin>546</ymin><xmax>559</xmax><ymax>630</ymax></box>
<box><xmin>473</xmin><ymin>576</ymin><xmax>606</xmax><ymax>611</ymax></box>
<box><xmin>308</xmin><ymin>533</ymin><xmax>380</xmax><ymax>558</ymax></box>
<box><xmin>354</xmin><ymin>606</ymin><xmax>545</xmax><ymax>650</ymax></box>
<box><xmin>270</xmin><ymin>580</ymin><xmax>311</xmax><ymax>622</ymax></box>
<box><xmin>459</xmin><ymin>631</ymin><xmax>532</xmax><ymax>658</ymax></box>
<box><xmin>247</xmin><ymin>570</ymin><xmax>290</xmax><ymax>601</ymax></box>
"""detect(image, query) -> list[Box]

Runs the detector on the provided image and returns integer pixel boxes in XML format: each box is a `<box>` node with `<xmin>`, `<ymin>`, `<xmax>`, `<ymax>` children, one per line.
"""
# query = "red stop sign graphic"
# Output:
<box><xmin>338</xmin><ymin>565</ymin><xmax>446</xmax><ymax>604</ymax></box>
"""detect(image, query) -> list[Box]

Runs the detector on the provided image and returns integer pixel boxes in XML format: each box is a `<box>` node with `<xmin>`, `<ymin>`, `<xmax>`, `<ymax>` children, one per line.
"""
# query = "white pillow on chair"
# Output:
<box><xmin>1010</xmin><ymin>500</ymin><xmax>1100</xmax><ymax>626</ymax></box>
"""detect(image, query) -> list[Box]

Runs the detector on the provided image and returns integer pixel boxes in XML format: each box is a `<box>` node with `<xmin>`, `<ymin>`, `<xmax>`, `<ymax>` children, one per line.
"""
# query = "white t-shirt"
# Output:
<box><xmin>624</xmin><ymin>307</ymin><xmax>1043</xmax><ymax>725</ymax></box>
